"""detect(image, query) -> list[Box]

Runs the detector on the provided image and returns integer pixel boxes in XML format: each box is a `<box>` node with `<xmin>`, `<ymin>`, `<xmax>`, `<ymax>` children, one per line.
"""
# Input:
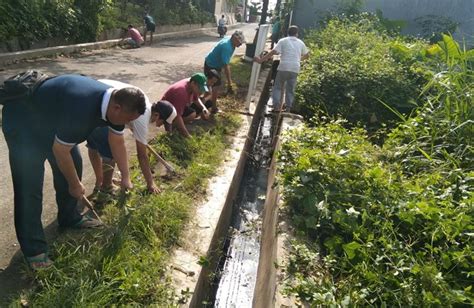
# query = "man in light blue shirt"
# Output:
<box><xmin>204</xmin><ymin>30</ymin><xmax>245</xmax><ymax>112</ymax></box>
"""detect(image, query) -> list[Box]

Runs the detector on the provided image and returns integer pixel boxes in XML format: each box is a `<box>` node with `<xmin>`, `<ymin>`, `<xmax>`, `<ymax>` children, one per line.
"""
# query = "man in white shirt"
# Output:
<box><xmin>87</xmin><ymin>79</ymin><xmax>177</xmax><ymax>195</ymax></box>
<box><xmin>254</xmin><ymin>25</ymin><xmax>309</xmax><ymax>112</ymax></box>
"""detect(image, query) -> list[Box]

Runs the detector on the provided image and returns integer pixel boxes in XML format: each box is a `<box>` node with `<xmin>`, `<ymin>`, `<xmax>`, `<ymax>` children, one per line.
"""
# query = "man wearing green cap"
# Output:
<box><xmin>161</xmin><ymin>73</ymin><xmax>210</xmax><ymax>138</ymax></box>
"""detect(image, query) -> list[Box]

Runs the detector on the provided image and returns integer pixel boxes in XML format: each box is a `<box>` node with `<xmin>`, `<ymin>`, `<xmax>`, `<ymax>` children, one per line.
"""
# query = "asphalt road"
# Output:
<box><xmin>0</xmin><ymin>23</ymin><xmax>257</xmax><ymax>302</ymax></box>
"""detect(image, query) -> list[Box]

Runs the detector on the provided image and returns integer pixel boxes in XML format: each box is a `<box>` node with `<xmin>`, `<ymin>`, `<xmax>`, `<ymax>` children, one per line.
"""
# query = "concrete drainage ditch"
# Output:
<box><xmin>171</xmin><ymin>64</ymin><xmax>303</xmax><ymax>307</ymax></box>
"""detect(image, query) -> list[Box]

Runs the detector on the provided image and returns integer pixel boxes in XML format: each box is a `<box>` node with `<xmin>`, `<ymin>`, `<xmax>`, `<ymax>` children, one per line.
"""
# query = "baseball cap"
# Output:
<box><xmin>232</xmin><ymin>30</ymin><xmax>246</xmax><ymax>44</ymax></box>
<box><xmin>153</xmin><ymin>100</ymin><xmax>177</xmax><ymax>124</ymax></box>
<box><xmin>190</xmin><ymin>73</ymin><xmax>209</xmax><ymax>93</ymax></box>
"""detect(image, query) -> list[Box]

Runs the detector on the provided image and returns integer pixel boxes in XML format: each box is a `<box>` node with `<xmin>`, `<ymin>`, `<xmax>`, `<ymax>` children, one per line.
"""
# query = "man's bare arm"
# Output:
<box><xmin>224</xmin><ymin>64</ymin><xmax>232</xmax><ymax>89</ymax></box>
<box><xmin>136</xmin><ymin>141</ymin><xmax>159</xmax><ymax>193</ymax></box>
<box><xmin>175</xmin><ymin>115</ymin><xmax>191</xmax><ymax>138</ymax></box>
<box><xmin>301</xmin><ymin>52</ymin><xmax>310</xmax><ymax>61</ymax></box>
<box><xmin>52</xmin><ymin>141</ymin><xmax>84</xmax><ymax>199</ymax></box>
<box><xmin>108</xmin><ymin>130</ymin><xmax>132</xmax><ymax>190</ymax></box>
<box><xmin>254</xmin><ymin>49</ymin><xmax>277</xmax><ymax>63</ymax></box>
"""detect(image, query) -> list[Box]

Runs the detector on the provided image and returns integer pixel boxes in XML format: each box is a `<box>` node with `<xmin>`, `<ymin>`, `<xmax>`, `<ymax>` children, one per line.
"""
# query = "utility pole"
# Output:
<box><xmin>243</xmin><ymin>0</ymin><xmax>248</xmax><ymax>22</ymax></box>
<box><xmin>260</xmin><ymin>0</ymin><xmax>269</xmax><ymax>24</ymax></box>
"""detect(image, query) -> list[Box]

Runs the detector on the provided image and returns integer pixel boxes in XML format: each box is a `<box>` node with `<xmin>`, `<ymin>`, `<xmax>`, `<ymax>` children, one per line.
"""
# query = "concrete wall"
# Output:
<box><xmin>292</xmin><ymin>0</ymin><xmax>474</xmax><ymax>46</ymax></box>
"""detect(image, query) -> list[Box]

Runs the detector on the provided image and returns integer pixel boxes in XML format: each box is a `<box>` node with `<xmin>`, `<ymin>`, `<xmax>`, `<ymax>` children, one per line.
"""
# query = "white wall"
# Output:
<box><xmin>214</xmin><ymin>0</ymin><xmax>239</xmax><ymax>25</ymax></box>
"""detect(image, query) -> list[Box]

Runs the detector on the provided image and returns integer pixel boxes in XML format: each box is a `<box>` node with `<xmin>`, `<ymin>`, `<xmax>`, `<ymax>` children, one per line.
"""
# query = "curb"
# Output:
<box><xmin>0</xmin><ymin>24</ymin><xmax>241</xmax><ymax>68</ymax></box>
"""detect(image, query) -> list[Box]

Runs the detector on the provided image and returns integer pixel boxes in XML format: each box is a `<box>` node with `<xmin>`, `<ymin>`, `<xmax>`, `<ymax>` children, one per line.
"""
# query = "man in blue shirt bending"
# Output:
<box><xmin>1</xmin><ymin>74</ymin><xmax>146</xmax><ymax>269</ymax></box>
<box><xmin>204</xmin><ymin>30</ymin><xmax>245</xmax><ymax>113</ymax></box>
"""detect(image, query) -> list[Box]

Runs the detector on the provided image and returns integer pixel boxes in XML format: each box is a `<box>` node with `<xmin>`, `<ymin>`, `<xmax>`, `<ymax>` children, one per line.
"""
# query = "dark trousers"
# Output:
<box><xmin>2</xmin><ymin>102</ymin><xmax>83</xmax><ymax>257</ymax></box>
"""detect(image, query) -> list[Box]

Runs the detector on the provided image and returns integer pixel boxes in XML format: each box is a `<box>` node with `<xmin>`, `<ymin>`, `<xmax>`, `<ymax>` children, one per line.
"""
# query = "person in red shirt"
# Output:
<box><xmin>122</xmin><ymin>24</ymin><xmax>144</xmax><ymax>48</ymax></box>
<box><xmin>161</xmin><ymin>73</ymin><xmax>210</xmax><ymax>137</ymax></box>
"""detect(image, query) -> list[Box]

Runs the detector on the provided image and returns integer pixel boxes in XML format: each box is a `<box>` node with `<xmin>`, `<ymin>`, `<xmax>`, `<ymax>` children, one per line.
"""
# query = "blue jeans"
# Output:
<box><xmin>2</xmin><ymin>101</ymin><xmax>83</xmax><ymax>257</ymax></box>
<box><xmin>271</xmin><ymin>70</ymin><xmax>298</xmax><ymax>110</ymax></box>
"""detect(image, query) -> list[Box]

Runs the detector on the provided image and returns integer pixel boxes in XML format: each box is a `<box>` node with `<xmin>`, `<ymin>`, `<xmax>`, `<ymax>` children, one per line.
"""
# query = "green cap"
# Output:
<box><xmin>190</xmin><ymin>73</ymin><xmax>209</xmax><ymax>93</ymax></box>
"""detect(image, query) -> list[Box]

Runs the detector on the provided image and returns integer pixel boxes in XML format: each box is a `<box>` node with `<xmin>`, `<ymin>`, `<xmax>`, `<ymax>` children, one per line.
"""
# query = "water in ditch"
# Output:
<box><xmin>212</xmin><ymin>106</ymin><xmax>276</xmax><ymax>307</ymax></box>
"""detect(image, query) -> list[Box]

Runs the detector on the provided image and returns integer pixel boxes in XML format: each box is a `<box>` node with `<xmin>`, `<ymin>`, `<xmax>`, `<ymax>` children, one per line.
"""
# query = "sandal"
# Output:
<box><xmin>101</xmin><ymin>184</ymin><xmax>120</xmax><ymax>196</ymax></box>
<box><xmin>73</xmin><ymin>214</ymin><xmax>104</xmax><ymax>229</ymax></box>
<box><xmin>26</xmin><ymin>253</ymin><xmax>53</xmax><ymax>270</ymax></box>
<box><xmin>87</xmin><ymin>186</ymin><xmax>101</xmax><ymax>200</ymax></box>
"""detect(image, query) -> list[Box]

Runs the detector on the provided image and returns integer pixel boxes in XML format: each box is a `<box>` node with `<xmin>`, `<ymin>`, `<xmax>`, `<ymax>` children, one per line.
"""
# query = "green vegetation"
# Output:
<box><xmin>279</xmin><ymin>14</ymin><xmax>473</xmax><ymax>307</ymax></box>
<box><xmin>296</xmin><ymin>15</ymin><xmax>428</xmax><ymax>127</ymax></box>
<box><xmin>0</xmin><ymin>0</ymin><xmax>214</xmax><ymax>48</ymax></box>
<box><xmin>9</xmin><ymin>60</ymin><xmax>250</xmax><ymax>305</ymax></box>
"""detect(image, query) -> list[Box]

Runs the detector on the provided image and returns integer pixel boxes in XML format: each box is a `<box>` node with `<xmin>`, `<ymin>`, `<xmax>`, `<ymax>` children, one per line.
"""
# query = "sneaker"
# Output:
<box><xmin>26</xmin><ymin>253</ymin><xmax>53</xmax><ymax>270</ymax></box>
<box><xmin>72</xmin><ymin>214</ymin><xmax>104</xmax><ymax>229</ymax></box>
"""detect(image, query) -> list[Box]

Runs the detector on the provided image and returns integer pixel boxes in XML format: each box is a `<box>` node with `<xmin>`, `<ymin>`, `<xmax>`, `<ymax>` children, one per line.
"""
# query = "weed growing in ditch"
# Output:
<box><xmin>279</xmin><ymin>121</ymin><xmax>473</xmax><ymax>306</ymax></box>
<box><xmin>278</xmin><ymin>19</ymin><xmax>473</xmax><ymax>307</ymax></box>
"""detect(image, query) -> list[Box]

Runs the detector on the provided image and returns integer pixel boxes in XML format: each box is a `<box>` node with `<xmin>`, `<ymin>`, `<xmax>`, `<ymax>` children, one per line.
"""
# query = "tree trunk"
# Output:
<box><xmin>275</xmin><ymin>0</ymin><xmax>281</xmax><ymax>17</ymax></box>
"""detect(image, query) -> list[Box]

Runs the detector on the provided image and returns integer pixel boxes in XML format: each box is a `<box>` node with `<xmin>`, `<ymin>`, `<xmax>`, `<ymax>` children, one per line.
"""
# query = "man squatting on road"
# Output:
<box><xmin>2</xmin><ymin>74</ymin><xmax>146</xmax><ymax>269</ymax></box>
<box><xmin>87</xmin><ymin>79</ymin><xmax>177</xmax><ymax>195</ymax></box>
<box><xmin>161</xmin><ymin>73</ymin><xmax>211</xmax><ymax>138</ymax></box>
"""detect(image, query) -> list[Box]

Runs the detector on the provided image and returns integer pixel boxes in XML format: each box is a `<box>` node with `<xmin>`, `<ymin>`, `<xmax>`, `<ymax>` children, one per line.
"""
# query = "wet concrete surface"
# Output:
<box><xmin>0</xmin><ymin>23</ymin><xmax>257</xmax><ymax>304</ymax></box>
<box><xmin>213</xmin><ymin>107</ymin><xmax>276</xmax><ymax>307</ymax></box>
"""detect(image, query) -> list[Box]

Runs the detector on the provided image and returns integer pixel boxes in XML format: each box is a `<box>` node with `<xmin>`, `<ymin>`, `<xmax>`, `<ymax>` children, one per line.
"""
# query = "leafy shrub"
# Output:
<box><xmin>154</xmin><ymin>2</ymin><xmax>214</xmax><ymax>25</ymax></box>
<box><xmin>279</xmin><ymin>121</ymin><xmax>474</xmax><ymax>306</ymax></box>
<box><xmin>0</xmin><ymin>0</ymin><xmax>214</xmax><ymax>48</ymax></box>
<box><xmin>0</xmin><ymin>0</ymin><xmax>106</xmax><ymax>46</ymax></box>
<box><xmin>296</xmin><ymin>15</ymin><xmax>427</xmax><ymax>126</ymax></box>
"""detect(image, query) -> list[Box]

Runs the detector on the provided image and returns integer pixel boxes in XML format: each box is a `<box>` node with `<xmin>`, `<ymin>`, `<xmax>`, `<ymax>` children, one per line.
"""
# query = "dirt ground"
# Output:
<box><xmin>0</xmin><ymin>23</ymin><xmax>257</xmax><ymax>304</ymax></box>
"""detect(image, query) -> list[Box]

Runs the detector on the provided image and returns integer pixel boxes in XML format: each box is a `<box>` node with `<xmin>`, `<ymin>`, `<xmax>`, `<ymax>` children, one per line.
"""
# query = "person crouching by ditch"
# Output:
<box><xmin>1</xmin><ymin>74</ymin><xmax>146</xmax><ymax>270</ymax></box>
<box><xmin>204</xmin><ymin>30</ymin><xmax>246</xmax><ymax>113</ymax></box>
<box><xmin>122</xmin><ymin>24</ymin><xmax>144</xmax><ymax>48</ymax></box>
<box><xmin>161</xmin><ymin>73</ymin><xmax>210</xmax><ymax>138</ymax></box>
<box><xmin>87</xmin><ymin>79</ymin><xmax>177</xmax><ymax>195</ymax></box>
<box><xmin>254</xmin><ymin>25</ymin><xmax>309</xmax><ymax>112</ymax></box>
<box><xmin>195</xmin><ymin>69</ymin><xmax>221</xmax><ymax>117</ymax></box>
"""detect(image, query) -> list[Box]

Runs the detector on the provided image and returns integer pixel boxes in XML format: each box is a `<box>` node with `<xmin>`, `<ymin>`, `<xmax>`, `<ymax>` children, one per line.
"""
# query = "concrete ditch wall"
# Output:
<box><xmin>167</xmin><ymin>67</ymin><xmax>271</xmax><ymax>307</ymax></box>
<box><xmin>188</xmin><ymin>68</ymin><xmax>273</xmax><ymax>307</ymax></box>
<box><xmin>253</xmin><ymin>113</ymin><xmax>305</xmax><ymax>308</ymax></box>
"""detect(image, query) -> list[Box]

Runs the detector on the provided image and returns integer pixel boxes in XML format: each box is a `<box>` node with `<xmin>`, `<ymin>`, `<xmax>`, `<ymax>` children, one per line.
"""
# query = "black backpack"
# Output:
<box><xmin>0</xmin><ymin>70</ymin><xmax>52</xmax><ymax>105</ymax></box>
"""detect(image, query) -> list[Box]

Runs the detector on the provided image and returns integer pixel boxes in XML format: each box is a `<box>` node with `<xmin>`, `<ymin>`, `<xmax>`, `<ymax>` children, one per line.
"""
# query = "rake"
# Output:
<box><xmin>82</xmin><ymin>195</ymin><xmax>104</xmax><ymax>224</ymax></box>
<box><xmin>146</xmin><ymin>144</ymin><xmax>176</xmax><ymax>174</ymax></box>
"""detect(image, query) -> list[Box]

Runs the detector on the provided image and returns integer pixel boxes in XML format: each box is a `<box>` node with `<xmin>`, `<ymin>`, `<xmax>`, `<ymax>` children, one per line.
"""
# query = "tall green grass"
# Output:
<box><xmin>386</xmin><ymin>34</ymin><xmax>473</xmax><ymax>174</ymax></box>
